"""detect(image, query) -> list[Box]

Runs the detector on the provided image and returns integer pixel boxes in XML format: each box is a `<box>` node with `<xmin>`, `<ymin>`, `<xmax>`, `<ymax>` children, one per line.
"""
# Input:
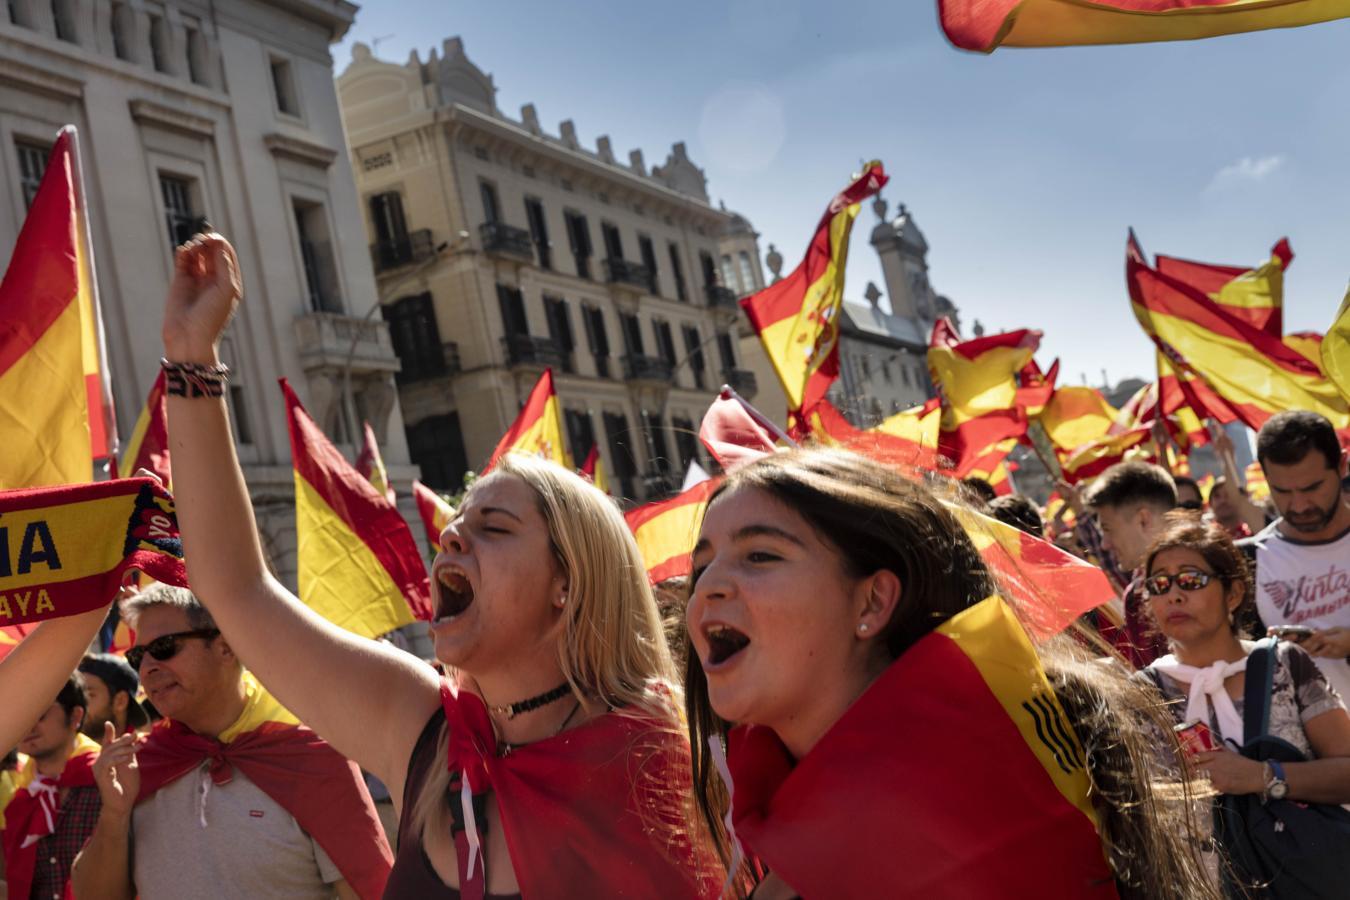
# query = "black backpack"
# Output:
<box><xmin>1214</xmin><ymin>638</ymin><xmax>1350</xmax><ymax>898</ymax></box>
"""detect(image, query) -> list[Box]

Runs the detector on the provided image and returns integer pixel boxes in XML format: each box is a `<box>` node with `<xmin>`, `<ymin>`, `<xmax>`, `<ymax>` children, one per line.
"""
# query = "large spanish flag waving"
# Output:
<box><xmin>1127</xmin><ymin>232</ymin><xmax>1350</xmax><ymax>434</ymax></box>
<box><xmin>282</xmin><ymin>379</ymin><xmax>431</xmax><ymax>634</ymax></box>
<box><xmin>1319</xmin><ymin>286</ymin><xmax>1350</xmax><ymax>405</ymax></box>
<box><xmin>940</xmin><ymin>0</ymin><xmax>1350</xmax><ymax>52</ymax></box>
<box><xmin>625</xmin><ymin>478</ymin><xmax>722</xmax><ymax>584</ymax></box>
<box><xmin>485</xmin><ymin>368</ymin><xmax>571</xmax><ymax>471</ymax></box>
<box><xmin>726</xmin><ymin>595</ymin><xmax>1113</xmax><ymax>899</ymax></box>
<box><xmin>0</xmin><ymin>127</ymin><xmax>116</xmax><ymax>488</ymax></box>
<box><xmin>120</xmin><ymin>370</ymin><xmax>171</xmax><ymax>486</ymax></box>
<box><xmin>741</xmin><ymin>162</ymin><xmax>888</xmax><ymax>415</ymax></box>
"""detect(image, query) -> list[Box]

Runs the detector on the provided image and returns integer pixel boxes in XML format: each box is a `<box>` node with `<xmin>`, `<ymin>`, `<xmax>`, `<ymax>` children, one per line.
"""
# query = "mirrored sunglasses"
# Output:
<box><xmin>1144</xmin><ymin>571</ymin><xmax>1216</xmax><ymax>597</ymax></box>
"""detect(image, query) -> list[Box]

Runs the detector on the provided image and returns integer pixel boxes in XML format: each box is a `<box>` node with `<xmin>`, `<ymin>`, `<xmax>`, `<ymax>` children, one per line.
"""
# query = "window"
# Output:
<box><xmin>185</xmin><ymin>23</ymin><xmax>208</xmax><ymax>85</ymax></box>
<box><xmin>160</xmin><ymin>174</ymin><xmax>204</xmax><ymax>250</ymax></box>
<box><xmin>581</xmin><ymin>305</ymin><xmax>610</xmax><ymax>378</ymax></box>
<box><xmin>619</xmin><ymin>313</ymin><xmax>644</xmax><ymax>356</ymax></box>
<box><xmin>8</xmin><ymin>0</ymin><xmax>31</xmax><ymax>27</ymax></box>
<box><xmin>716</xmin><ymin>332</ymin><xmax>736</xmax><ymax>372</ymax></box>
<box><xmin>602</xmin><ymin>411</ymin><xmax>638</xmax><ymax>499</ymax></box>
<box><xmin>654</xmin><ymin>319</ymin><xmax>676</xmax><ymax>366</ymax></box>
<box><xmin>369</xmin><ymin>191</ymin><xmax>410</xmax><ymax>267</ymax></box>
<box><xmin>720</xmin><ymin>255</ymin><xmax>737</xmax><ymax>291</ymax></box>
<box><xmin>217</xmin><ymin>339</ymin><xmax>253</xmax><ymax>446</ymax></box>
<box><xmin>51</xmin><ymin>0</ymin><xmax>75</xmax><ymax>42</ymax></box>
<box><xmin>563</xmin><ymin>408</ymin><xmax>596</xmax><ymax>466</ymax></box>
<box><xmin>672</xmin><ymin>416</ymin><xmax>698</xmax><ymax>474</ymax></box>
<box><xmin>699</xmin><ymin>250</ymin><xmax>717</xmax><ymax>287</ymax></box>
<box><xmin>524</xmin><ymin>197</ymin><xmax>550</xmax><ymax>270</ymax></box>
<box><xmin>668</xmin><ymin>243</ymin><xmax>687</xmax><ymax>302</ymax></box>
<box><xmin>682</xmin><ymin>325</ymin><xmax>705</xmax><ymax>389</ymax></box>
<box><xmin>479</xmin><ymin>180</ymin><xmax>499</xmax><ymax>224</ymax></box>
<box><xmin>737</xmin><ymin>251</ymin><xmax>756</xmax><ymax>294</ymax></box>
<box><xmin>293</xmin><ymin>199</ymin><xmax>342</xmax><ymax>313</ymax></box>
<box><xmin>382</xmin><ymin>292</ymin><xmax>445</xmax><ymax>383</ymax></box>
<box><xmin>110</xmin><ymin>3</ymin><xmax>132</xmax><ymax>60</ymax></box>
<box><xmin>647</xmin><ymin>413</ymin><xmax>671</xmax><ymax>476</ymax></box>
<box><xmin>497</xmin><ymin>284</ymin><xmax>528</xmax><ymax>336</ymax></box>
<box><xmin>543</xmin><ymin>296</ymin><xmax>574</xmax><ymax>372</ymax></box>
<box><xmin>407</xmin><ymin>414</ymin><xmax>469</xmax><ymax>492</ymax></box>
<box><xmin>270</xmin><ymin>57</ymin><xmax>300</xmax><ymax>116</ymax></box>
<box><xmin>564</xmin><ymin>211</ymin><xmax>591</xmax><ymax>279</ymax></box>
<box><xmin>638</xmin><ymin>235</ymin><xmax>658</xmax><ymax>293</ymax></box>
<box><xmin>16</xmin><ymin>141</ymin><xmax>48</xmax><ymax>210</ymax></box>
<box><xmin>148</xmin><ymin>14</ymin><xmax>169</xmax><ymax>73</ymax></box>
<box><xmin>601</xmin><ymin>222</ymin><xmax>623</xmax><ymax>261</ymax></box>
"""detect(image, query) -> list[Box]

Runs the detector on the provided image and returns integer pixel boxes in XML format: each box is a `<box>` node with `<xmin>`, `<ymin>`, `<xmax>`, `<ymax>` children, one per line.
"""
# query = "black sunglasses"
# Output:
<box><xmin>126</xmin><ymin>629</ymin><xmax>221</xmax><ymax>670</ymax></box>
<box><xmin>1144</xmin><ymin>571</ymin><xmax>1218</xmax><ymax>597</ymax></box>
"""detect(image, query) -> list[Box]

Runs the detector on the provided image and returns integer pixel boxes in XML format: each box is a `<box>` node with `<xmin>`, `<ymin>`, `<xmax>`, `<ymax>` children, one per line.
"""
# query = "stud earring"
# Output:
<box><xmin>858</xmin><ymin>623</ymin><xmax>870</xmax><ymax>634</ymax></box>
<box><xmin>558</xmin><ymin>593</ymin><xmax>568</xmax><ymax>608</ymax></box>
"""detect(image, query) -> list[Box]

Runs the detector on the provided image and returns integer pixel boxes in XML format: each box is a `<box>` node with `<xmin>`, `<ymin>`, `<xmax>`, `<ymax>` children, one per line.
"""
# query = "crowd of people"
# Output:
<box><xmin>2</xmin><ymin>234</ymin><xmax>1348</xmax><ymax>899</ymax></box>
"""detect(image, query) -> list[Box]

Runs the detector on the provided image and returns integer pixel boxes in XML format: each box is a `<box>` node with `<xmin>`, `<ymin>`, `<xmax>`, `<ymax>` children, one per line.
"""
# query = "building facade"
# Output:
<box><xmin>338</xmin><ymin>37</ymin><xmax>761</xmax><ymax>502</ymax></box>
<box><xmin>0</xmin><ymin>0</ymin><xmax>418</xmax><ymax>583</ymax></box>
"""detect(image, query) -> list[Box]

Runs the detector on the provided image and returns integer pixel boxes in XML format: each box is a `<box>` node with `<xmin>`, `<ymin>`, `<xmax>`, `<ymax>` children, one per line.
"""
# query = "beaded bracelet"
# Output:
<box><xmin>161</xmin><ymin>358</ymin><xmax>230</xmax><ymax>398</ymax></box>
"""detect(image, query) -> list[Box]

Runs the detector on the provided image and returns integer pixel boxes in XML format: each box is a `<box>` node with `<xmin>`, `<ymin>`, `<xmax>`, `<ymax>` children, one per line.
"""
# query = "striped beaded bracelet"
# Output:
<box><xmin>161</xmin><ymin>358</ymin><xmax>230</xmax><ymax>398</ymax></box>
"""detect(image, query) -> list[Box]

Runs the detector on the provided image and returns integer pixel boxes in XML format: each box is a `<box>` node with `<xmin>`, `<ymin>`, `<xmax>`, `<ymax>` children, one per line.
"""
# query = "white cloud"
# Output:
<box><xmin>1208</xmin><ymin>154</ymin><xmax>1287</xmax><ymax>191</ymax></box>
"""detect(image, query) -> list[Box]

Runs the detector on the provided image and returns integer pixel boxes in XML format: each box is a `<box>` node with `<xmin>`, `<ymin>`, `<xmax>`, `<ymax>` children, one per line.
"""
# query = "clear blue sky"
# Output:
<box><xmin>336</xmin><ymin>2</ymin><xmax>1350</xmax><ymax>390</ymax></box>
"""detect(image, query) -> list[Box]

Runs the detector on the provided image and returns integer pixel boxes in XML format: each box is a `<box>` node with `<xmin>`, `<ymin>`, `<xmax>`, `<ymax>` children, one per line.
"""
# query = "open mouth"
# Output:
<box><xmin>434</xmin><ymin>567</ymin><xmax>475</xmax><ymax>622</ymax></box>
<box><xmin>704</xmin><ymin>624</ymin><xmax>750</xmax><ymax>666</ymax></box>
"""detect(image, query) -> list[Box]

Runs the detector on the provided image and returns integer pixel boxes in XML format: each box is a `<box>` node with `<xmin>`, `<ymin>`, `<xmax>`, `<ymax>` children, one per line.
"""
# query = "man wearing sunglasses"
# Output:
<box><xmin>1247</xmin><ymin>411</ymin><xmax>1350</xmax><ymax>703</ymax></box>
<box><xmin>72</xmin><ymin>585</ymin><xmax>393</xmax><ymax>899</ymax></box>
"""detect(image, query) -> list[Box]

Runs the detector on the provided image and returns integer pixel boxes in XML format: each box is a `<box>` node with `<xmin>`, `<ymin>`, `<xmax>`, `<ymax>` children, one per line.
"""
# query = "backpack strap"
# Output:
<box><xmin>1242</xmin><ymin>637</ymin><xmax>1278</xmax><ymax>746</ymax></box>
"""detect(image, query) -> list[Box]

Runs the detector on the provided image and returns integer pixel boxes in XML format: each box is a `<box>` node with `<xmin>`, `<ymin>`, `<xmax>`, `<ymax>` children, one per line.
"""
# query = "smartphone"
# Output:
<box><xmin>1270</xmin><ymin>625</ymin><xmax>1315</xmax><ymax>643</ymax></box>
<box><xmin>1174</xmin><ymin>720</ymin><xmax>1216</xmax><ymax>757</ymax></box>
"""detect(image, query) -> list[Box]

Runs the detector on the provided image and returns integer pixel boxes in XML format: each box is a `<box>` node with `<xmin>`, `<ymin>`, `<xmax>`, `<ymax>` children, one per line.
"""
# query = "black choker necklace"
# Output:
<box><xmin>489</xmin><ymin>682</ymin><xmax>571</xmax><ymax>720</ymax></box>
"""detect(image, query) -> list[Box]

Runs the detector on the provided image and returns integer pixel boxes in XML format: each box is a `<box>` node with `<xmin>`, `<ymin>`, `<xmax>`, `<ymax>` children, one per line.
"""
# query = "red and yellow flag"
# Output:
<box><xmin>1244</xmin><ymin>461</ymin><xmax>1270</xmax><ymax>504</ymax></box>
<box><xmin>800</xmin><ymin>397</ymin><xmax>941</xmax><ymax>471</ymax></box>
<box><xmin>0</xmin><ymin>478</ymin><xmax>186</xmax><ymax>628</ymax></box>
<box><xmin>0</xmin><ymin>624</ymin><xmax>35</xmax><ymax>662</ymax></box>
<box><xmin>742</xmin><ymin>162</ymin><xmax>888</xmax><ymax>414</ymax></box>
<box><xmin>940</xmin><ymin>0</ymin><xmax>1350</xmax><ymax>52</ymax></box>
<box><xmin>485</xmin><ymin>368</ymin><xmax>570</xmax><ymax>471</ymax></box>
<box><xmin>1128</xmin><ymin>232</ymin><xmax>1350</xmax><ymax>434</ymax></box>
<box><xmin>1323</xmin><ymin>287</ymin><xmax>1350</xmax><ymax>405</ymax></box>
<box><xmin>1039</xmin><ymin>386</ymin><xmax>1117</xmax><ymax>452</ymax></box>
<box><xmin>354</xmin><ymin>422</ymin><xmax>396</xmax><ymax>505</ymax></box>
<box><xmin>1060</xmin><ymin>427</ymin><xmax>1154</xmax><ymax>485</ymax></box>
<box><xmin>120</xmin><ymin>370</ymin><xmax>171</xmax><ymax>486</ymax></box>
<box><xmin>579</xmin><ymin>444</ymin><xmax>610</xmax><ymax>495</ymax></box>
<box><xmin>282</xmin><ymin>379</ymin><xmax>431</xmax><ymax>634</ymax></box>
<box><xmin>0</xmin><ymin>128</ymin><xmax>116</xmax><ymax>488</ymax></box>
<box><xmin>411</xmin><ymin>480</ymin><xmax>455</xmax><ymax>553</ymax></box>
<box><xmin>625</xmin><ymin>478</ymin><xmax>722</xmax><ymax>584</ymax></box>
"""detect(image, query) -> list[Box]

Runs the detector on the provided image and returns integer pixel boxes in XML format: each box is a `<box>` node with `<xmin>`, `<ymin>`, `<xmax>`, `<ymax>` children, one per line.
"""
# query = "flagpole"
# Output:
<box><xmin>720</xmin><ymin>384</ymin><xmax>799</xmax><ymax>447</ymax></box>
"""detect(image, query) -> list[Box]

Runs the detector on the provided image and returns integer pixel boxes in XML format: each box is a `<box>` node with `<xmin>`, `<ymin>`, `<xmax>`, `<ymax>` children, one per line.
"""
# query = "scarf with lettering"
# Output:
<box><xmin>1</xmin><ymin>732</ymin><xmax>100</xmax><ymax>900</ymax></box>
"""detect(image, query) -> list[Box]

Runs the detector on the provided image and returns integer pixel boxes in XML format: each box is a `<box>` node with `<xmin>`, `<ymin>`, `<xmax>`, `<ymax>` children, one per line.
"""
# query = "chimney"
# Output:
<box><xmin>629</xmin><ymin>149</ymin><xmax>646</xmax><ymax>175</ymax></box>
<box><xmin>559</xmin><ymin>119</ymin><xmax>578</xmax><ymax>148</ymax></box>
<box><xmin>521</xmin><ymin>103</ymin><xmax>541</xmax><ymax>135</ymax></box>
<box><xmin>596</xmin><ymin>135</ymin><xmax>615</xmax><ymax>163</ymax></box>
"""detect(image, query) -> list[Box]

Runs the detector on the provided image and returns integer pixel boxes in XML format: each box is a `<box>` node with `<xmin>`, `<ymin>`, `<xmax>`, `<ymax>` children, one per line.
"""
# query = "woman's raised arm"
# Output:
<box><xmin>161</xmin><ymin>235</ymin><xmax>439</xmax><ymax>789</ymax></box>
<box><xmin>0</xmin><ymin>605</ymin><xmax>107</xmax><ymax>750</ymax></box>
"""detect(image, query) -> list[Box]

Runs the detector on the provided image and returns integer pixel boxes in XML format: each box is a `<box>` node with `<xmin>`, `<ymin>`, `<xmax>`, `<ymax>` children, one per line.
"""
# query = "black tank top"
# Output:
<box><xmin>382</xmin><ymin>708</ymin><xmax>522</xmax><ymax>900</ymax></box>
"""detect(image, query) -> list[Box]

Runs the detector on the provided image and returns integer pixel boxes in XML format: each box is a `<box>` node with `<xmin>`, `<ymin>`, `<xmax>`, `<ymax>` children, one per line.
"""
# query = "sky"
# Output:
<box><xmin>334</xmin><ymin>2</ymin><xmax>1350</xmax><ymax>390</ymax></box>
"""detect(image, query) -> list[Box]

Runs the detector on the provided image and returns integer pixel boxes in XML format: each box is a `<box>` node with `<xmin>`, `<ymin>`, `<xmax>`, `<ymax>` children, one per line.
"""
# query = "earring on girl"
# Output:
<box><xmin>858</xmin><ymin>623</ymin><xmax>870</xmax><ymax>634</ymax></box>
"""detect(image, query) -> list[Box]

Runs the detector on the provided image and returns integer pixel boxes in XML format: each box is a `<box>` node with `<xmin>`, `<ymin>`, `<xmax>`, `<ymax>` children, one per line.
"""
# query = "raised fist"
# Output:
<box><xmin>161</xmin><ymin>233</ymin><xmax>243</xmax><ymax>365</ymax></box>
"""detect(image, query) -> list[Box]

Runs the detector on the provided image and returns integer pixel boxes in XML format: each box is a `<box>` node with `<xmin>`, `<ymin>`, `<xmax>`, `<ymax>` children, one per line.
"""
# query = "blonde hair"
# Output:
<box><xmin>410</xmin><ymin>454</ymin><xmax>686</xmax><ymax>845</ymax></box>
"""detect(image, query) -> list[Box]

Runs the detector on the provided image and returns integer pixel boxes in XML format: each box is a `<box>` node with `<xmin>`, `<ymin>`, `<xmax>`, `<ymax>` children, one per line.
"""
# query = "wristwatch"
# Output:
<box><xmin>1262</xmin><ymin>760</ymin><xmax>1289</xmax><ymax>803</ymax></box>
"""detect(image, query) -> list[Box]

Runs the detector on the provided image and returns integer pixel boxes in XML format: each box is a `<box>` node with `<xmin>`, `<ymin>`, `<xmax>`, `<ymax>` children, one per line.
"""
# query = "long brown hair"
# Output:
<box><xmin>685</xmin><ymin>447</ymin><xmax>1218</xmax><ymax>899</ymax></box>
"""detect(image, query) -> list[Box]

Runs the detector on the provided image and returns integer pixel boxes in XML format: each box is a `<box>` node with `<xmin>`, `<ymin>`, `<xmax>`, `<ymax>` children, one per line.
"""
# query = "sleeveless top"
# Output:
<box><xmin>383</xmin><ymin>708</ymin><xmax>522</xmax><ymax>900</ymax></box>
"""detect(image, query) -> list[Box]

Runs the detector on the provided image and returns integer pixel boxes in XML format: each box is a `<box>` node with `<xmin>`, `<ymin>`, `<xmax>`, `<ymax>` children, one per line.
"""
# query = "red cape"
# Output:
<box><xmin>441</xmin><ymin>682</ymin><xmax>719</xmax><ymax>899</ymax></box>
<box><xmin>1</xmin><ymin>742</ymin><xmax>97</xmax><ymax>900</ymax></box>
<box><xmin>135</xmin><ymin>719</ymin><xmax>393</xmax><ymax>900</ymax></box>
<box><xmin>726</xmin><ymin>633</ymin><xmax>1120</xmax><ymax>900</ymax></box>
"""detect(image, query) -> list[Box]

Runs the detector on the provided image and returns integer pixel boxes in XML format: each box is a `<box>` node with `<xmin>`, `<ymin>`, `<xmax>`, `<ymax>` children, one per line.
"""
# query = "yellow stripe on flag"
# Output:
<box><xmin>295</xmin><ymin>475</ymin><xmax>416</xmax><ymax>638</ymax></box>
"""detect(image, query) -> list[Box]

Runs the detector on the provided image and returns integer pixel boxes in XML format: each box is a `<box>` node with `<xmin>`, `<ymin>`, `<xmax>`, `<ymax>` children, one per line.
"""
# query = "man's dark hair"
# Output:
<box><xmin>1085</xmin><ymin>462</ymin><xmax>1177</xmax><ymax>513</ymax></box>
<box><xmin>960</xmin><ymin>477</ymin><xmax>998</xmax><ymax>507</ymax></box>
<box><xmin>987</xmin><ymin>495</ymin><xmax>1044</xmax><ymax>536</ymax></box>
<box><xmin>55</xmin><ymin>672</ymin><xmax>88</xmax><ymax>720</ymax></box>
<box><xmin>1257</xmin><ymin>410</ymin><xmax>1341</xmax><ymax>471</ymax></box>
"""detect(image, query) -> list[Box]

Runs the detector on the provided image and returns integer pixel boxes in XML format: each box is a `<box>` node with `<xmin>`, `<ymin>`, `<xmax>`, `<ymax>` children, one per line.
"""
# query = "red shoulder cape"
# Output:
<box><xmin>1</xmin><ymin>743</ymin><xmax>97</xmax><ymax>900</ymax></box>
<box><xmin>135</xmin><ymin>719</ymin><xmax>393</xmax><ymax>900</ymax></box>
<box><xmin>441</xmin><ymin>682</ymin><xmax>719</xmax><ymax>899</ymax></box>
<box><xmin>726</xmin><ymin>632</ymin><xmax>1120</xmax><ymax>900</ymax></box>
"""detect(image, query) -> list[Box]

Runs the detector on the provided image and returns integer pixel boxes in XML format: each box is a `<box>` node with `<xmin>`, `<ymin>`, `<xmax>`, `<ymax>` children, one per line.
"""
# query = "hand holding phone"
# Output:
<box><xmin>1268</xmin><ymin>625</ymin><xmax>1315</xmax><ymax>643</ymax></box>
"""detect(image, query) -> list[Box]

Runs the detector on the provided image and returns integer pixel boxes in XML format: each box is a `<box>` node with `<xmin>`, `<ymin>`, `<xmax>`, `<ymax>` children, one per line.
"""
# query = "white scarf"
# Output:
<box><xmin>1151</xmin><ymin>650</ymin><xmax>1250</xmax><ymax>746</ymax></box>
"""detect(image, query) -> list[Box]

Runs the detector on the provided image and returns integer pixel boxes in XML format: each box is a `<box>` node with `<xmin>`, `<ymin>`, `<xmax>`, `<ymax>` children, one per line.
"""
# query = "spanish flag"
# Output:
<box><xmin>1244</xmin><ymin>460</ymin><xmax>1270</xmax><ymax>503</ymax></box>
<box><xmin>798</xmin><ymin>397</ymin><xmax>941</xmax><ymax>470</ymax></box>
<box><xmin>625</xmin><ymin>478</ymin><xmax>722</xmax><ymax>583</ymax></box>
<box><xmin>412</xmin><ymin>479</ymin><xmax>455</xmax><ymax>553</ymax></box>
<box><xmin>354</xmin><ymin>421</ymin><xmax>396</xmax><ymax>505</ymax></box>
<box><xmin>120</xmin><ymin>370</ymin><xmax>171</xmax><ymax>486</ymax></box>
<box><xmin>928</xmin><ymin>318</ymin><xmax>1040</xmax><ymax>477</ymax></box>
<box><xmin>1039</xmin><ymin>386</ymin><xmax>1118</xmax><ymax>452</ymax></box>
<box><xmin>742</xmin><ymin>162</ymin><xmax>888</xmax><ymax>415</ymax></box>
<box><xmin>940</xmin><ymin>0</ymin><xmax>1350</xmax><ymax>52</ymax></box>
<box><xmin>579</xmin><ymin>444</ymin><xmax>610</xmax><ymax>495</ymax></box>
<box><xmin>1156</xmin><ymin>239</ymin><xmax>1291</xmax><ymax>339</ymax></box>
<box><xmin>485</xmin><ymin>368</ymin><xmax>571</xmax><ymax>471</ymax></box>
<box><xmin>1323</xmin><ymin>286</ymin><xmax>1350</xmax><ymax>404</ymax></box>
<box><xmin>1128</xmin><ymin>232</ymin><xmax>1350</xmax><ymax>434</ymax></box>
<box><xmin>963</xmin><ymin>437</ymin><xmax>1018</xmax><ymax>495</ymax></box>
<box><xmin>725</xmin><ymin>595</ymin><xmax>1114</xmax><ymax>899</ymax></box>
<box><xmin>0</xmin><ymin>127</ymin><xmax>116</xmax><ymax>488</ymax></box>
<box><xmin>1060</xmin><ymin>426</ymin><xmax>1154</xmax><ymax>485</ymax></box>
<box><xmin>874</xmin><ymin>396</ymin><xmax>942</xmax><ymax>449</ymax></box>
<box><xmin>0</xmin><ymin>624</ymin><xmax>34</xmax><ymax>662</ymax></box>
<box><xmin>282</xmin><ymin>379</ymin><xmax>431</xmax><ymax>634</ymax></box>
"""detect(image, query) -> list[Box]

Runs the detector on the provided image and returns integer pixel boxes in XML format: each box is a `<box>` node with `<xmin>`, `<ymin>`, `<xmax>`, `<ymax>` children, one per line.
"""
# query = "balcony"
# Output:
<box><xmin>604</xmin><ymin>258</ymin><xmax>654</xmax><ymax>293</ymax></box>
<box><xmin>293</xmin><ymin>311</ymin><xmax>401</xmax><ymax>374</ymax></box>
<box><xmin>705</xmin><ymin>284</ymin><xmax>739</xmax><ymax>312</ymax></box>
<box><xmin>502</xmin><ymin>333</ymin><xmax>571</xmax><ymax>370</ymax></box>
<box><xmin>722</xmin><ymin>368</ymin><xmax>758</xmax><ymax>400</ymax></box>
<box><xmin>480</xmin><ymin>222</ymin><xmax>535</xmax><ymax>261</ymax></box>
<box><xmin>370</xmin><ymin>229</ymin><xmax>436</xmax><ymax>273</ymax></box>
<box><xmin>622</xmin><ymin>354</ymin><xmax>674</xmax><ymax>383</ymax></box>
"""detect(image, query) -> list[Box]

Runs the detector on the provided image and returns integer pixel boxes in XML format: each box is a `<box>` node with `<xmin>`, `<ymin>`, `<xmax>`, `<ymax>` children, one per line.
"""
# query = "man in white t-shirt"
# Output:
<box><xmin>1248</xmin><ymin>411</ymin><xmax>1350</xmax><ymax>700</ymax></box>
